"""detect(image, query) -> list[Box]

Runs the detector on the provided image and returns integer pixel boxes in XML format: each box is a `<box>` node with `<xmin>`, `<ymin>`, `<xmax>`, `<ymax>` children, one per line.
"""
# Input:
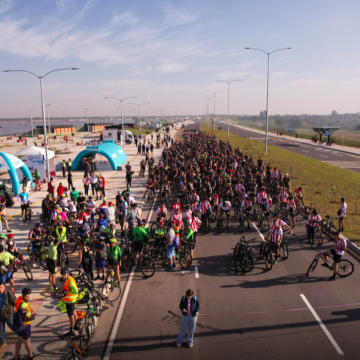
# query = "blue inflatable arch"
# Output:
<box><xmin>0</xmin><ymin>152</ymin><xmax>33</xmax><ymax>196</ymax></box>
<box><xmin>72</xmin><ymin>141</ymin><xmax>127</xmax><ymax>171</ymax></box>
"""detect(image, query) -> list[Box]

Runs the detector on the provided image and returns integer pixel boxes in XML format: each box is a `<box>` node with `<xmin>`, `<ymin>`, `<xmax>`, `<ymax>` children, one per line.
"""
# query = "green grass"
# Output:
<box><xmin>200</xmin><ymin>122</ymin><xmax>360</xmax><ymax>243</ymax></box>
<box><xmin>129</xmin><ymin>127</ymin><xmax>153</xmax><ymax>136</ymax></box>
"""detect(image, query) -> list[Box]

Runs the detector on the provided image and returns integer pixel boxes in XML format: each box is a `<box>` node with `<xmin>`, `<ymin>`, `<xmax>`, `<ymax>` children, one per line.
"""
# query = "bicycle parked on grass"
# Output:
<box><xmin>306</xmin><ymin>249</ymin><xmax>354</xmax><ymax>278</ymax></box>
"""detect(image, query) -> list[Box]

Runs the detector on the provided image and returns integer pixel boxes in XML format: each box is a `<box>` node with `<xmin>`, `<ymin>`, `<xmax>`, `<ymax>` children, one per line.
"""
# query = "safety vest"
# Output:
<box><xmin>68</xmin><ymin>161</ymin><xmax>72</xmax><ymax>166</ymax></box>
<box><xmin>55</xmin><ymin>227</ymin><xmax>67</xmax><ymax>243</ymax></box>
<box><xmin>63</xmin><ymin>277</ymin><xmax>78</xmax><ymax>303</ymax></box>
<box><xmin>15</xmin><ymin>296</ymin><xmax>33</xmax><ymax>325</ymax></box>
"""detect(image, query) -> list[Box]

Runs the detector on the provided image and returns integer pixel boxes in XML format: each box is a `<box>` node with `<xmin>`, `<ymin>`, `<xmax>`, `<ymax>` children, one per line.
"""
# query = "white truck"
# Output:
<box><xmin>102</xmin><ymin>129</ymin><xmax>135</xmax><ymax>144</ymax></box>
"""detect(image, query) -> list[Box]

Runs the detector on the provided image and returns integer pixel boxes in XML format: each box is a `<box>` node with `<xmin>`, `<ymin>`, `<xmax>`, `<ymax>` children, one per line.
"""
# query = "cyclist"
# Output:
<box><xmin>106</xmin><ymin>238</ymin><xmax>121</xmax><ymax>284</ymax></box>
<box><xmin>47</xmin><ymin>239</ymin><xmax>59</xmax><ymax>291</ymax></box>
<box><xmin>14</xmin><ymin>287</ymin><xmax>35</xmax><ymax>360</ymax></box>
<box><xmin>55</xmin><ymin>222</ymin><xmax>67</xmax><ymax>267</ymax></box>
<box><xmin>322</xmin><ymin>231</ymin><xmax>347</xmax><ymax>281</ymax></box>
<box><xmin>96</xmin><ymin>214</ymin><xmax>108</xmax><ymax>231</ymax></box>
<box><xmin>0</xmin><ymin>243</ymin><xmax>15</xmax><ymax>292</ymax></box>
<box><xmin>256</xmin><ymin>189</ymin><xmax>267</xmax><ymax>211</ymax></box>
<box><xmin>190</xmin><ymin>211</ymin><xmax>201</xmax><ymax>243</ymax></box>
<box><xmin>182</xmin><ymin>221</ymin><xmax>195</xmax><ymax>257</ymax></box>
<box><xmin>271</xmin><ymin>214</ymin><xmax>293</xmax><ymax>234</ymax></box>
<box><xmin>288</xmin><ymin>194</ymin><xmax>297</xmax><ymax>228</ymax></box>
<box><xmin>170</xmin><ymin>198</ymin><xmax>181</xmax><ymax>215</ymax></box>
<box><xmin>28</xmin><ymin>223</ymin><xmax>42</xmax><ymax>268</ymax></box>
<box><xmin>283</xmin><ymin>173</ymin><xmax>291</xmax><ymax>192</ymax></box>
<box><xmin>101</xmin><ymin>222</ymin><xmax>116</xmax><ymax>246</ymax></box>
<box><xmin>18</xmin><ymin>187</ymin><xmax>29</xmax><ymax>222</ymax></box>
<box><xmin>241</xmin><ymin>197</ymin><xmax>253</xmax><ymax>229</ymax></box>
<box><xmin>295</xmin><ymin>187</ymin><xmax>305</xmax><ymax>207</ymax></box>
<box><xmin>132</xmin><ymin>220</ymin><xmax>149</xmax><ymax>266</ymax></box>
<box><xmin>338</xmin><ymin>197</ymin><xmax>347</xmax><ymax>233</ymax></box>
<box><xmin>199</xmin><ymin>196</ymin><xmax>212</xmax><ymax>231</ymax></box>
<box><xmin>184</xmin><ymin>205</ymin><xmax>192</xmax><ymax>223</ymax></box>
<box><xmin>190</xmin><ymin>190</ymin><xmax>199</xmax><ymax>204</ymax></box>
<box><xmin>60</xmin><ymin>267</ymin><xmax>79</xmax><ymax>336</ymax></box>
<box><xmin>217</xmin><ymin>199</ymin><xmax>231</xmax><ymax>230</ymax></box>
<box><xmin>34</xmin><ymin>168</ymin><xmax>41</xmax><ymax>191</ymax></box>
<box><xmin>156</xmin><ymin>202</ymin><xmax>168</xmax><ymax>222</ymax></box>
<box><xmin>143</xmin><ymin>177</ymin><xmax>154</xmax><ymax>198</ymax></box>
<box><xmin>171</xmin><ymin>208</ymin><xmax>183</xmax><ymax>230</ymax></box>
<box><xmin>265</xmin><ymin>219</ymin><xmax>283</xmax><ymax>260</ymax></box>
<box><xmin>306</xmin><ymin>209</ymin><xmax>322</xmax><ymax>244</ymax></box>
<box><xmin>278</xmin><ymin>187</ymin><xmax>289</xmax><ymax>219</ymax></box>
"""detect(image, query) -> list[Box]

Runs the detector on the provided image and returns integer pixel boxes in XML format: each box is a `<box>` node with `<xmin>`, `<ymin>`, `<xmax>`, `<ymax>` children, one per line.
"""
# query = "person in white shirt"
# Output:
<box><xmin>85</xmin><ymin>196</ymin><xmax>96</xmax><ymax>223</ymax></box>
<box><xmin>105</xmin><ymin>202</ymin><xmax>116</xmax><ymax>222</ymax></box>
<box><xmin>126</xmin><ymin>194</ymin><xmax>136</xmax><ymax>206</ymax></box>
<box><xmin>90</xmin><ymin>173</ymin><xmax>98</xmax><ymax>196</ymax></box>
<box><xmin>217</xmin><ymin>200</ymin><xmax>231</xmax><ymax>229</ymax></box>
<box><xmin>338</xmin><ymin>197</ymin><xmax>347</xmax><ymax>233</ymax></box>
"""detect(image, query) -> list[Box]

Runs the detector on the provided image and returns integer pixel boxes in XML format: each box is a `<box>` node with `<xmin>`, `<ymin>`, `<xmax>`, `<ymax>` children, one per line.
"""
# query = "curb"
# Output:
<box><xmin>224</xmin><ymin>122</ymin><xmax>360</xmax><ymax>158</ymax></box>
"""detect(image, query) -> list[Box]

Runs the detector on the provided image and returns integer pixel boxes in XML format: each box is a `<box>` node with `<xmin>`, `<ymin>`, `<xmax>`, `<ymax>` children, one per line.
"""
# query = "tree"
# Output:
<box><xmin>355</xmin><ymin>123</ymin><xmax>360</xmax><ymax>131</ymax></box>
<box><xmin>259</xmin><ymin>111</ymin><xmax>266</xmax><ymax>118</ymax></box>
<box><xmin>274</xmin><ymin>117</ymin><xmax>285</xmax><ymax>126</ymax></box>
<box><xmin>331</xmin><ymin>110</ymin><xmax>338</xmax><ymax>116</ymax></box>
<box><xmin>289</xmin><ymin>118</ymin><xmax>303</xmax><ymax>129</ymax></box>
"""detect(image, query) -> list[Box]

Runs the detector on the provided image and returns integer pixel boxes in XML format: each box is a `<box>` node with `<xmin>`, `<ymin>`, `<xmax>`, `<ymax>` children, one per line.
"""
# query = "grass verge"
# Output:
<box><xmin>129</xmin><ymin>127</ymin><xmax>153</xmax><ymax>136</ymax></box>
<box><xmin>200</xmin><ymin>122</ymin><xmax>360</xmax><ymax>243</ymax></box>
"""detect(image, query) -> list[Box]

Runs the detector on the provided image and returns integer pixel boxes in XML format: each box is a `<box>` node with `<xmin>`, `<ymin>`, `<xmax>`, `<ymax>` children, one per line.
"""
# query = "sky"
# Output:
<box><xmin>0</xmin><ymin>0</ymin><xmax>360</xmax><ymax>118</ymax></box>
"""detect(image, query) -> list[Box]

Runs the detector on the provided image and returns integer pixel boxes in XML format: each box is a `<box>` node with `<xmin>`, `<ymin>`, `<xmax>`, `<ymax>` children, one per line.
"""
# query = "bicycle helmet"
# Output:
<box><xmin>60</xmin><ymin>267</ymin><xmax>70</xmax><ymax>275</ymax></box>
<box><xmin>46</xmin><ymin>194</ymin><xmax>51</xmax><ymax>197</ymax></box>
<box><xmin>159</xmin><ymin>221</ymin><xmax>164</xmax><ymax>226</ymax></box>
<box><xmin>54</xmin><ymin>204</ymin><xmax>60</xmax><ymax>209</ymax></box>
<box><xmin>22</xmin><ymin>287</ymin><xmax>32</xmax><ymax>296</ymax></box>
<box><xmin>110</xmin><ymin>222</ymin><xmax>115</xmax><ymax>226</ymax></box>
<box><xmin>138</xmin><ymin>220</ymin><xmax>144</xmax><ymax>226</ymax></box>
<box><xmin>61</xmin><ymin>194</ymin><xmax>66</xmax><ymax>198</ymax></box>
<box><xmin>58</xmin><ymin>221</ymin><xmax>64</xmax><ymax>226</ymax></box>
<box><xmin>98</xmin><ymin>236</ymin><xmax>105</xmax><ymax>242</ymax></box>
<box><xmin>7</xmin><ymin>234</ymin><xmax>14</xmax><ymax>239</ymax></box>
<box><xmin>312</xmin><ymin>209</ymin><xmax>318</xmax><ymax>215</ymax></box>
<box><xmin>103</xmin><ymin>198</ymin><xmax>107</xmax><ymax>202</ymax></box>
<box><xmin>0</xmin><ymin>234</ymin><xmax>5</xmax><ymax>239</ymax></box>
<box><xmin>179</xmin><ymin>181</ymin><xmax>183</xmax><ymax>186</ymax></box>
<box><xmin>99</xmin><ymin>214</ymin><xmax>104</xmax><ymax>218</ymax></box>
<box><xmin>35</xmin><ymin>222</ymin><xmax>41</xmax><ymax>227</ymax></box>
<box><xmin>108</xmin><ymin>201</ymin><xmax>113</xmax><ymax>206</ymax></box>
<box><xmin>109</xmin><ymin>238</ymin><xmax>117</xmax><ymax>243</ymax></box>
<box><xmin>185</xmin><ymin>221</ymin><xmax>190</xmax><ymax>227</ymax></box>
<box><xmin>22</xmin><ymin>187</ymin><xmax>27</xmax><ymax>190</ymax></box>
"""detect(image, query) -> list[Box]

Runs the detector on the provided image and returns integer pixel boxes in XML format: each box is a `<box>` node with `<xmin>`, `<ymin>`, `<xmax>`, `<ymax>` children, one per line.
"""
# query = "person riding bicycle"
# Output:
<box><xmin>295</xmin><ymin>187</ymin><xmax>305</xmax><ymax>207</ymax></box>
<box><xmin>132</xmin><ymin>220</ymin><xmax>149</xmax><ymax>266</ymax></box>
<box><xmin>199</xmin><ymin>196</ymin><xmax>212</xmax><ymax>231</ymax></box>
<box><xmin>256</xmin><ymin>189</ymin><xmax>267</xmax><ymax>211</ymax></box>
<box><xmin>283</xmin><ymin>173</ymin><xmax>291</xmax><ymax>192</ymax></box>
<box><xmin>106</xmin><ymin>238</ymin><xmax>121</xmax><ymax>284</ymax></box>
<box><xmin>190</xmin><ymin>189</ymin><xmax>199</xmax><ymax>204</ymax></box>
<box><xmin>288</xmin><ymin>194</ymin><xmax>296</xmax><ymax>228</ymax></box>
<box><xmin>156</xmin><ymin>203</ymin><xmax>168</xmax><ymax>222</ymax></box>
<box><xmin>101</xmin><ymin>222</ymin><xmax>116</xmax><ymax>246</ymax></box>
<box><xmin>55</xmin><ymin>222</ymin><xmax>67</xmax><ymax>267</ymax></box>
<box><xmin>322</xmin><ymin>231</ymin><xmax>347</xmax><ymax>281</ymax></box>
<box><xmin>60</xmin><ymin>267</ymin><xmax>79</xmax><ymax>337</ymax></box>
<box><xmin>306</xmin><ymin>209</ymin><xmax>322</xmax><ymax>244</ymax></box>
<box><xmin>171</xmin><ymin>208</ymin><xmax>183</xmax><ymax>230</ymax></box>
<box><xmin>241</xmin><ymin>197</ymin><xmax>252</xmax><ymax>229</ymax></box>
<box><xmin>265</xmin><ymin>219</ymin><xmax>283</xmax><ymax>260</ymax></box>
<box><xmin>270</xmin><ymin>214</ymin><xmax>293</xmax><ymax>234</ymax></box>
<box><xmin>96</xmin><ymin>214</ymin><xmax>108</xmax><ymax>232</ymax></box>
<box><xmin>278</xmin><ymin>187</ymin><xmax>289</xmax><ymax>219</ymax></box>
<box><xmin>19</xmin><ymin>187</ymin><xmax>29</xmax><ymax>222</ymax></box>
<box><xmin>28</xmin><ymin>223</ymin><xmax>42</xmax><ymax>268</ymax></box>
<box><xmin>143</xmin><ymin>178</ymin><xmax>154</xmax><ymax>198</ymax></box>
<box><xmin>170</xmin><ymin>199</ymin><xmax>181</xmax><ymax>215</ymax></box>
<box><xmin>217</xmin><ymin>199</ymin><xmax>231</xmax><ymax>230</ymax></box>
<box><xmin>182</xmin><ymin>222</ymin><xmax>195</xmax><ymax>257</ymax></box>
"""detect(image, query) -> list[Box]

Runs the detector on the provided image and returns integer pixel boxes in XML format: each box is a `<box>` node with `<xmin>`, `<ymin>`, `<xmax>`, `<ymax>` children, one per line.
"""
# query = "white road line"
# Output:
<box><xmin>104</xmin><ymin>192</ymin><xmax>159</xmax><ymax>360</ymax></box>
<box><xmin>302</xmin><ymin>150</ymin><xmax>309</xmax><ymax>153</ymax></box>
<box><xmin>300</xmin><ymin>294</ymin><xmax>344</xmax><ymax>355</ymax></box>
<box><xmin>252</xmin><ymin>223</ymin><xmax>266</xmax><ymax>242</ymax></box>
<box><xmin>195</xmin><ymin>266</ymin><xmax>199</xmax><ymax>278</ymax></box>
<box><xmin>320</xmin><ymin>155</ymin><xmax>328</xmax><ymax>158</ymax></box>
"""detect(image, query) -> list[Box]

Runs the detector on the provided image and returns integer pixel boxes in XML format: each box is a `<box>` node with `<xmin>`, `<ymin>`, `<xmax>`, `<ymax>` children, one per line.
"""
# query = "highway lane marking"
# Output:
<box><xmin>320</xmin><ymin>155</ymin><xmax>328</xmax><ymax>158</ymax></box>
<box><xmin>252</xmin><ymin>223</ymin><xmax>266</xmax><ymax>242</ymax></box>
<box><xmin>195</xmin><ymin>266</ymin><xmax>199</xmax><ymax>278</ymax></box>
<box><xmin>103</xmin><ymin>189</ymin><xmax>159</xmax><ymax>360</ymax></box>
<box><xmin>302</xmin><ymin>150</ymin><xmax>309</xmax><ymax>153</ymax></box>
<box><xmin>300</xmin><ymin>294</ymin><xmax>344</xmax><ymax>355</ymax></box>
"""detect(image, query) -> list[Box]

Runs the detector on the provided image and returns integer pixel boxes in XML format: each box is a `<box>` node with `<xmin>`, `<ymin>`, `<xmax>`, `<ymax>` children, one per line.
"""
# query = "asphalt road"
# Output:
<box><xmin>95</xmin><ymin>123</ymin><xmax>360</xmax><ymax>360</ymax></box>
<box><xmin>215</xmin><ymin>121</ymin><xmax>360</xmax><ymax>173</ymax></box>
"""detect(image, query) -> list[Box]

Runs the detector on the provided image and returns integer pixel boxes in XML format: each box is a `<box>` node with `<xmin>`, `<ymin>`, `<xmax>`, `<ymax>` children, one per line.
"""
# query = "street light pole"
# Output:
<box><xmin>216</xmin><ymin>80</ymin><xmax>241</xmax><ymax>139</ymax></box>
<box><xmin>3</xmin><ymin>67</ymin><xmax>79</xmax><ymax>182</ymax></box>
<box><xmin>85</xmin><ymin>108</ymin><xmax>89</xmax><ymax>135</ymax></box>
<box><xmin>104</xmin><ymin>97</ymin><xmax>137</xmax><ymax>145</ymax></box>
<box><xmin>206</xmin><ymin>91</ymin><xmax>223</xmax><ymax>131</ymax></box>
<box><xmin>245</xmin><ymin>47</ymin><xmax>292</xmax><ymax>154</ymax></box>
<box><xmin>45</xmin><ymin>104</ymin><xmax>51</xmax><ymax>145</ymax></box>
<box><xmin>28</xmin><ymin>109</ymin><xmax>33</xmax><ymax>138</ymax></box>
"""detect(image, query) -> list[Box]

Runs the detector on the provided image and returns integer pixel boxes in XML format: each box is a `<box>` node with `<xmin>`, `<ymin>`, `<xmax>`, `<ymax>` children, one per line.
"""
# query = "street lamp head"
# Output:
<box><xmin>72</xmin><ymin>68</ymin><xmax>80</xmax><ymax>70</ymax></box>
<box><xmin>287</xmin><ymin>47</ymin><xmax>292</xmax><ymax>49</ymax></box>
<box><xmin>2</xmin><ymin>70</ymin><xmax>10</xmax><ymax>72</ymax></box>
<box><xmin>104</xmin><ymin>97</ymin><xmax>108</xmax><ymax>99</ymax></box>
<box><xmin>245</xmin><ymin>47</ymin><xmax>250</xmax><ymax>49</ymax></box>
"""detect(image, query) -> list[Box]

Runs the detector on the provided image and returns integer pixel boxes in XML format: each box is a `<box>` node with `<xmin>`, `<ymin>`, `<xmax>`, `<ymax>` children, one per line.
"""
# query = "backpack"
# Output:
<box><xmin>13</xmin><ymin>306</ymin><xmax>25</xmax><ymax>333</ymax></box>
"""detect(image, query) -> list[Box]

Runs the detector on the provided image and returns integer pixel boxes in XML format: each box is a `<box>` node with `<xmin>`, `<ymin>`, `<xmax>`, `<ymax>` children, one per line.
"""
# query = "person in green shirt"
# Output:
<box><xmin>47</xmin><ymin>239</ymin><xmax>59</xmax><ymax>291</ymax></box>
<box><xmin>101</xmin><ymin>222</ymin><xmax>116</xmax><ymax>246</ymax></box>
<box><xmin>34</xmin><ymin>169</ymin><xmax>41</xmax><ymax>191</ymax></box>
<box><xmin>183</xmin><ymin>222</ymin><xmax>195</xmax><ymax>257</ymax></box>
<box><xmin>106</xmin><ymin>238</ymin><xmax>121</xmax><ymax>284</ymax></box>
<box><xmin>0</xmin><ymin>244</ymin><xmax>15</xmax><ymax>292</ymax></box>
<box><xmin>132</xmin><ymin>221</ymin><xmax>149</xmax><ymax>266</ymax></box>
<box><xmin>69</xmin><ymin>187</ymin><xmax>79</xmax><ymax>202</ymax></box>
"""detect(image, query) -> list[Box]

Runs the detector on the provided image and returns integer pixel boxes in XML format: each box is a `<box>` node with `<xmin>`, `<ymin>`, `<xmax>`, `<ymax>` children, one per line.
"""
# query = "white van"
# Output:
<box><xmin>102</xmin><ymin>129</ymin><xmax>135</xmax><ymax>144</ymax></box>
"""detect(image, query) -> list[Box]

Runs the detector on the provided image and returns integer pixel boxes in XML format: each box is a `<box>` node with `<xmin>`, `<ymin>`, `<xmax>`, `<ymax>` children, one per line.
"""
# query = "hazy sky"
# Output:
<box><xmin>0</xmin><ymin>0</ymin><xmax>359</xmax><ymax>118</ymax></box>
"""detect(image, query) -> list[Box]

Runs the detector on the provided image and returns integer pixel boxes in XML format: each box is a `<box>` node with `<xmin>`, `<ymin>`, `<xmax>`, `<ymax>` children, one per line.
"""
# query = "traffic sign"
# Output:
<box><xmin>288</xmin><ymin>127</ymin><xmax>292</xmax><ymax>132</ymax></box>
<box><xmin>325</xmin><ymin>130</ymin><xmax>330</xmax><ymax>136</ymax></box>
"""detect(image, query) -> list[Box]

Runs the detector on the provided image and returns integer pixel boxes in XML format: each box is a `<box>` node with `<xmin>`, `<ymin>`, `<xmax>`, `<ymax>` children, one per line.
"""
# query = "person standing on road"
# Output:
<box><xmin>18</xmin><ymin>187</ymin><xmax>29</xmax><ymax>223</ymax></box>
<box><xmin>48</xmin><ymin>177</ymin><xmax>55</xmax><ymax>199</ymax></box>
<box><xmin>61</xmin><ymin>267</ymin><xmax>79</xmax><ymax>337</ymax></box>
<box><xmin>47</xmin><ymin>239</ymin><xmax>59</xmax><ymax>291</ymax></box>
<box><xmin>67</xmin><ymin>158</ymin><xmax>72</xmax><ymax>172</ymax></box>
<box><xmin>90</xmin><ymin>172</ymin><xmax>98</xmax><ymax>196</ymax></box>
<box><xmin>83</xmin><ymin>175</ymin><xmax>90</xmax><ymax>197</ymax></box>
<box><xmin>338</xmin><ymin>198</ymin><xmax>347</xmax><ymax>233</ymax></box>
<box><xmin>67</xmin><ymin>171</ymin><xmax>74</xmax><ymax>190</ymax></box>
<box><xmin>176</xmin><ymin>289</ymin><xmax>200</xmax><ymax>348</ymax></box>
<box><xmin>94</xmin><ymin>236</ymin><xmax>107</xmax><ymax>280</ymax></box>
<box><xmin>14</xmin><ymin>287</ymin><xmax>35</xmax><ymax>360</ymax></box>
<box><xmin>0</xmin><ymin>204</ymin><xmax>11</xmax><ymax>233</ymax></box>
<box><xmin>0</xmin><ymin>280</ymin><xmax>16</xmax><ymax>348</ymax></box>
<box><xmin>62</xmin><ymin>160</ymin><xmax>66</xmax><ymax>177</ymax></box>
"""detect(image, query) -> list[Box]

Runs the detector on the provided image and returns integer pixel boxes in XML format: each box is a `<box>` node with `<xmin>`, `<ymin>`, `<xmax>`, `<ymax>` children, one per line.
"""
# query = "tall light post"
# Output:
<box><xmin>216</xmin><ymin>79</ymin><xmax>241</xmax><ymax>139</ymax></box>
<box><xmin>206</xmin><ymin>91</ymin><xmax>223</xmax><ymax>130</ymax></box>
<box><xmin>3</xmin><ymin>67</ymin><xmax>79</xmax><ymax>182</ymax></box>
<box><xmin>202</xmin><ymin>97</ymin><xmax>213</xmax><ymax>127</ymax></box>
<box><xmin>45</xmin><ymin>104</ymin><xmax>51</xmax><ymax>145</ymax></box>
<box><xmin>28</xmin><ymin>109</ymin><xmax>34</xmax><ymax>138</ymax></box>
<box><xmin>85</xmin><ymin>108</ymin><xmax>89</xmax><ymax>135</ymax></box>
<box><xmin>63</xmin><ymin>111</ymin><xmax>66</xmax><ymax>122</ymax></box>
<box><xmin>104</xmin><ymin>96</ymin><xmax>137</xmax><ymax>145</ymax></box>
<box><xmin>245</xmin><ymin>47</ymin><xmax>292</xmax><ymax>154</ymax></box>
<box><xmin>128</xmin><ymin>102</ymin><xmax>151</xmax><ymax>134</ymax></box>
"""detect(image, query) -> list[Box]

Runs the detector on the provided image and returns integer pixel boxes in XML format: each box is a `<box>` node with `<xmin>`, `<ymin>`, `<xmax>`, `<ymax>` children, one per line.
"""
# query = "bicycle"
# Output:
<box><xmin>120</xmin><ymin>238</ymin><xmax>133</xmax><ymax>272</ymax></box>
<box><xmin>141</xmin><ymin>244</ymin><xmax>156</xmax><ymax>278</ymax></box>
<box><xmin>177</xmin><ymin>242</ymin><xmax>193</xmax><ymax>269</ymax></box>
<box><xmin>60</xmin><ymin>330</ymin><xmax>90</xmax><ymax>360</ymax></box>
<box><xmin>233</xmin><ymin>237</ymin><xmax>255</xmax><ymax>273</ymax></box>
<box><xmin>238</xmin><ymin>210</ymin><xmax>247</xmax><ymax>233</ymax></box>
<box><xmin>102</xmin><ymin>269</ymin><xmax>121</xmax><ymax>302</ymax></box>
<box><xmin>13</xmin><ymin>254</ymin><xmax>33</xmax><ymax>281</ymax></box>
<box><xmin>307</xmin><ymin>249</ymin><xmax>354</xmax><ymax>277</ymax></box>
<box><xmin>321</xmin><ymin>215</ymin><xmax>337</xmax><ymax>239</ymax></box>
<box><xmin>257</xmin><ymin>210</ymin><xmax>269</xmax><ymax>232</ymax></box>
<box><xmin>259</xmin><ymin>240</ymin><xmax>288</xmax><ymax>271</ymax></box>
<box><xmin>27</xmin><ymin>239</ymin><xmax>50</xmax><ymax>269</ymax></box>
<box><xmin>216</xmin><ymin>210</ymin><xmax>227</xmax><ymax>234</ymax></box>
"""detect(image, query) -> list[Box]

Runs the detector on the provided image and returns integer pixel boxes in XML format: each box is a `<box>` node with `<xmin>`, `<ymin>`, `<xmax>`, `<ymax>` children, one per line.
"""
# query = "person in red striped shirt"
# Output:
<box><xmin>171</xmin><ymin>199</ymin><xmax>181</xmax><ymax>215</ymax></box>
<box><xmin>190</xmin><ymin>212</ymin><xmax>201</xmax><ymax>243</ymax></box>
<box><xmin>306</xmin><ymin>209</ymin><xmax>322</xmax><ymax>244</ymax></box>
<box><xmin>265</xmin><ymin>219</ymin><xmax>283</xmax><ymax>259</ymax></box>
<box><xmin>278</xmin><ymin>188</ymin><xmax>289</xmax><ymax>219</ymax></box>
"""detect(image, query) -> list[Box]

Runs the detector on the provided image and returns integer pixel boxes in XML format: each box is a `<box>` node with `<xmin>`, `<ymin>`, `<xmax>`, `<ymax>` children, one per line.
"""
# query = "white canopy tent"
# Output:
<box><xmin>15</xmin><ymin>146</ymin><xmax>56</xmax><ymax>182</ymax></box>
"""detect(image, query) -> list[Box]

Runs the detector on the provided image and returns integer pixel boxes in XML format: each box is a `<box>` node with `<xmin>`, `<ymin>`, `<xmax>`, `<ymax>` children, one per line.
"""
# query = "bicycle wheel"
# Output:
<box><xmin>162</xmin><ymin>251</ymin><xmax>170</xmax><ymax>267</ymax></box>
<box><xmin>85</xmin><ymin>311</ymin><xmax>95</xmax><ymax>337</ymax></box>
<box><xmin>102</xmin><ymin>281</ymin><xmax>121</xmax><ymax>302</ymax></box>
<box><xmin>259</xmin><ymin>243</ymin><xmax>265</xmax><ymax>259</ymax></box>
<box><xmin>91</xmin><ymin>296</ymin><xmax>103</xmax><ymax>314</ymax></box>
<box><xmin>233</xmin><ymin>243</ymin><xmax>240</xmax><ymax>260</ymax></box>
<box><xmin>39</xmin><ymin>251</ymin><xmax>48</xmax><ymax>270</ymax></box>
<box><xmin>317</xmin><ymin>229</ymin><xmax>323</xmax><ymax>246</ymax></box>
<box><xmin>65</xmin><ymin>239</ymin><xmax>78</xmax><ymax>255</ymax></box>
<box><xmin>29</xmin><ymin>209</ymin><xmax>32</xmax><ymax>223</ymax></box>
<box><xmin>79</xmin><ymin>324</ymin><xmax>91</xmax><ymax>356</ymax></box>
<box><xmin>329</xmin><ymin>226</ymin><xmax>337</xmax><ymax>238</ymax></box>
<box><xmin>141</xmin><ymin>256</ymin><xmax>156</xmax><ymax>278</ymax></box>
<box><xmin>120</xmin><ymin>253</ymin><xmax>129</xmax><ymax>271</ymax></box>
<box><xmin>274</xmin><ymin>204</ymin><xmax>280</xmax><ymax>215</ymax></box>
<box><xmin>234</xmin><ymin>252</ymin><xmax>248</xmax><ymax>272</ymax></box>
<box><xmin>60</xmin><ymin>253</ymin><xmax>69</xmax><ymax>269</ymax></box>
<box><xmin>150</xmin><ymin>223</ymin><xmax>159</xmax><ymax>238</ymax></box>
<box><xmin>265</xmin><ymin>251</ymin><xmax>273</xmax><ymax>271</ymax></box>
<box><xmin>27</xmin><ymin>244</ymin><xmax>32</xmax><ymax>258</ymax></box>
<box><xmin>209</xmin><ymin>211</ymin><xmax>216</xmax><ymax>223</ymax></box>
<box><xmin>23</xmin><ymin>263</ymin><xmax>33</xmax><ymax>281</ymax></box>
<box><xmin>245</xmin><ymin>254</ymin><xmax>254</xmax><ymax>272</ymax></box>
<box><xmin>238</xmin><ymin>218</ymin><xmax>245</xmax><ymax>234</ymax></box>
<box><xmin>306</xmin><ymin>258</ymin><xmax>318</xmax><ymax>276</ymax></box>
<box><xmin>280</xmin><ymin>242</ymin><xmax>289</xmax><ymax>259</ymax></box>
<box><xmin>217</xmin><ymin>219</ymin><xmax>226</xmax><ymax>234</ymax></box>
<box><xmin>179</xmin><ymin>250</ymin><xmax>192</xmax><ymax>269</ymax></box>
<box><xmin>65</xmin><ymin>353</ymin><xmax>82</xmax><ymax>360</ymax></box>
<box><xmin>93</xmin><ymin>289</ymin><xmax>114</xmax><ymax>307</ymax></box>
<box><xmin>337</xmin><ymin>259</ymin><xmax>354</xmax><ymax>278</ymax></box>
